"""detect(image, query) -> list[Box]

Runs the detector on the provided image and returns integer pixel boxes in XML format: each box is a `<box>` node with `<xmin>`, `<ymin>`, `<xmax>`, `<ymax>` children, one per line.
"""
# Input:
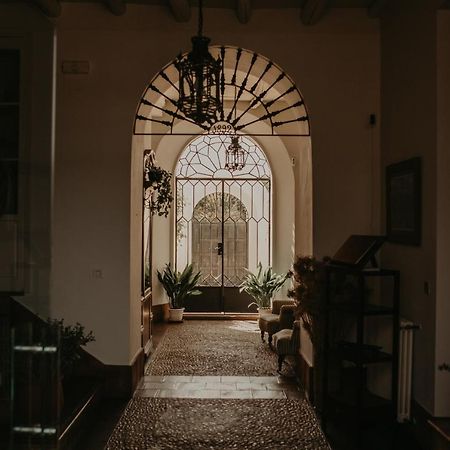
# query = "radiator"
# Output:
<box><xmin>397</xmin><ymin>319</ymin><xmax>416</xmax><ymax>422</ymax></box>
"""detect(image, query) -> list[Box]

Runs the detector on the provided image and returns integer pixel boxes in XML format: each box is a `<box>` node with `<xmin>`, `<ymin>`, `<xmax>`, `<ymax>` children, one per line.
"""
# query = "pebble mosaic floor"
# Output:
<box><xmin>106</xmin><ymin>398</ymin><xmax>331</xmax><ymax>450</ymax></box>
<box><xmin>145</xmin><ymin>320</ymin><xmax>280</xmax><ymax>376</ymax></box>
<box><xmin>106</xmin><ymin>320</ymin><xmax>331</xmax><ymax>449</ymax></box>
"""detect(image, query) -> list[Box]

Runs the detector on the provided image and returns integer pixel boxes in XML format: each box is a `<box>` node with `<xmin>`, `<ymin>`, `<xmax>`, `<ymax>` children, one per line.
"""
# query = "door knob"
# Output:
<box><xmin>215</xmin><ymin>242</ymin><xmax>223</xmax><ymax>255</ymax></box>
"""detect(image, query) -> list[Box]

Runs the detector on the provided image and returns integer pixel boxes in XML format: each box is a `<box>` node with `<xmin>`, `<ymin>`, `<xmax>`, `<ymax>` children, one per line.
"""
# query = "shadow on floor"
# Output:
<box><xmin>73</xmin><ymin>323</ymin><xmax>168</xmax><ymax>450</ymax></box>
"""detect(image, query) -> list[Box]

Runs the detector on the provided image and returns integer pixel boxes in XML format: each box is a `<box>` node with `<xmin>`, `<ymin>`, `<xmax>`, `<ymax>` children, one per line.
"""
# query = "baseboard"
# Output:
<box><xmin>103</xmin><ymin>348</ymin><xmax>145</xmax><ymax>399</ymax></box>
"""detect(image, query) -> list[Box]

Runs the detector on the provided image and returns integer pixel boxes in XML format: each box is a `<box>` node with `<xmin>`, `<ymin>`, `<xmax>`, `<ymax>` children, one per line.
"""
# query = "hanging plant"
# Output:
<box><xmin>143</xmin><ymin>151</ymin><xmax>174</xmax><ymax>217</ymax></box>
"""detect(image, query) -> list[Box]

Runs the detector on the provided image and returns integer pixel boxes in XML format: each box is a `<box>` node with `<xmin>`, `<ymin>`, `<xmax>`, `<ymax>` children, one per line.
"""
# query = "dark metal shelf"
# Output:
<box><xmin>334</xmin><ymin>342</ymin><xmax>392</xmax><ymax>365</ymax></box>
<box><xmin>328</xmin><ymin>389</ymin><xmax>392</xmax><ymax>411</ymax></box>
<box><xmin>329</xmin><ymin>302</ymin><xmax>394</xmax><ymax>316</ymax></box>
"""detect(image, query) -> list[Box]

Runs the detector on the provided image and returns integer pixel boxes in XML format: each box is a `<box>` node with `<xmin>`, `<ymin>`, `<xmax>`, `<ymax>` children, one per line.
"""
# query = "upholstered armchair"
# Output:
<box><xmin>258</xmin><ymin>299</ymin><xmax>296</xmax><ymax>347</ymax></box>
<box><xmin>273</xmin><ymin>320</ymin><xmax>301</xmax><ymax>372</ymax></box>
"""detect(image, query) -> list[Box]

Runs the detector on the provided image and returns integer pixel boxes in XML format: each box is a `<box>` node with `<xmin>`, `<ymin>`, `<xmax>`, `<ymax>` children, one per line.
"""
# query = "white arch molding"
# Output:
<box><xmin>129</xmin><ymin>47</ymin><xmax>313</xmax><ymax>315</ymax></box>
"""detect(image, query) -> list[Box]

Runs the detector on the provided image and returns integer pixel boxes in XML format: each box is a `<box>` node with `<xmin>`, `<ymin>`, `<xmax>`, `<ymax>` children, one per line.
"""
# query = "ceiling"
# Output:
<box><xmin>10</xmin><ymin>0</ymin><xmax>450</xmax><ymax>23</ymax></box>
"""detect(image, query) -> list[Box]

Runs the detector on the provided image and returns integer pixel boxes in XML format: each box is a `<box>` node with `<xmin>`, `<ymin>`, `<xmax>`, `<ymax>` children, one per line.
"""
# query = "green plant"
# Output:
<box><xmin>157</xmin><ymin>263</ymin><xmax>202</xmax><ymax>309</ymax></box>
<box><xmin>288</xmin><ymin>255</ymin><xmax>357</xmax><ymax>345</ymax></box>
<box><xmin>239</xmin><ymin>262</ymin><xmax>291</xmax><ymax>309</ymax></box>
<box><xmin>287</xmin><ymin>256</ymin><xmax>328</xmax><ymax>344</ymax></box>
<box><xmin>47</xmin><ymin>319</ymin><xmax>95</xmax><ymax>377</ymax></box>
<box><xmin>144</xmin><ymin>162</ymin><xmax>173</xmax><ymax>217</ymax></box>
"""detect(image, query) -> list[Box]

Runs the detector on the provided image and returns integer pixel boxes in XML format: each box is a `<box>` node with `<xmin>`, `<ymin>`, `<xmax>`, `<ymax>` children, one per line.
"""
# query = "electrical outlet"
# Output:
<box><xmin>92</xmin><ymin>269</ymin><xmax>103</xmax><ymax>279</ymax></box>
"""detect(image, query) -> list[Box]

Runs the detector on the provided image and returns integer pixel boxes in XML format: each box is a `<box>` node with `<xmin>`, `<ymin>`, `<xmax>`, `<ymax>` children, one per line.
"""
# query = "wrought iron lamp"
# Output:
<box><xmin>225</xmin><ymin>135</ymin><xmax>247</xmax><ymax>172</ymax></box>
<box><xmin>176</xmin><ymin>0</ymin><xmax>222</xmax><ymax>125</ymax></box>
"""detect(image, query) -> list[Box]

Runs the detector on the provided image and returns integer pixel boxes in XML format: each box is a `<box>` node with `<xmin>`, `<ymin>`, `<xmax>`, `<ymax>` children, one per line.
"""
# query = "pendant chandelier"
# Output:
<box><xmin>225</xmin><ymin>135</ymin><xmax>247</xmax><ymax>172</ymax></box>
<box><xmin>176</xmin><ymin>0</ymin><xmax>222</xmax><ymax>125</ymax></box>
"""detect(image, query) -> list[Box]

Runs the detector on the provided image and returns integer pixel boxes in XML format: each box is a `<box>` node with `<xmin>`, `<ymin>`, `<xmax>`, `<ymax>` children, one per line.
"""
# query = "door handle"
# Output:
<box><xmin>215</xmin><ymin>242</ymin><xmax>223</xmax><ymax>255</ymax></box>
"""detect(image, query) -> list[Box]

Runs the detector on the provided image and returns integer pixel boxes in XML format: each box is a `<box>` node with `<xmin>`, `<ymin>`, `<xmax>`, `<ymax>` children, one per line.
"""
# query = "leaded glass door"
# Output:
<box><xmin>175</xmin><ymin>134</ymin><xmax>271</xmax><ymax>313</ymax></box>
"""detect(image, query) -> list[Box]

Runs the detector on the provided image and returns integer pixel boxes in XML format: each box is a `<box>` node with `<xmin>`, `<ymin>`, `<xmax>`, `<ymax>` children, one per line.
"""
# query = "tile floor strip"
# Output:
<box><xmin>135</xmin><ymin>375</ymin><xmax>303</xmax><ymax>400</ymax></box>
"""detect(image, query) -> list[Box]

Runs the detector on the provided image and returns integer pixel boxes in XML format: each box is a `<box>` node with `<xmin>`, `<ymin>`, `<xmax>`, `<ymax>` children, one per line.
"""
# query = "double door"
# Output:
<box><xmin>176</xmin><ymin>177</ymin><xmax>270</xmax><ymax>312</ymax></box>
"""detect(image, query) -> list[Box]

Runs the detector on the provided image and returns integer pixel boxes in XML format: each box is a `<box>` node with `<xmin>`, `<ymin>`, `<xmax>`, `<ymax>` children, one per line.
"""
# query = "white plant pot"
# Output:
<box><xmin>168</xmin><ymin>308</ymin><xmax>185</xmax><ymax>322</ymax></box>
<box><xmin>258</xmin><ymin>307</ymin><xmax>271</xmax><ymax>316</ymax></box>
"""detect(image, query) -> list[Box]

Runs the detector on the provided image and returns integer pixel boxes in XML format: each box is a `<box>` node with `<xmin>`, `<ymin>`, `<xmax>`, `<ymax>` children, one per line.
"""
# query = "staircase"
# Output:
<box><xmin>0</xmin><ymin>293</ymin><xmax>104</xmax><ymax>450</ymax></box>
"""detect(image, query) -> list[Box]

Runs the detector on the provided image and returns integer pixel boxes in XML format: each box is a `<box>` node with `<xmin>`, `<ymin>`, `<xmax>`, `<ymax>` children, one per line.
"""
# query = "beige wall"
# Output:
<box><xmin>54</xmin><ymin>5</ymin><xmax>380</xmax><ymax>366</ymax></box>
<box><xmin>1</xmin><ymin>4</ymin><xmax>381</xmax><ymax>366</ymax></box>
<box><xmin>380</xmin><ymin>1</ymin><xmax>438</xmax><ymax>414</ymax></box>
<box><xmin>436</xmin><ymin>11</ymin><xmax>450</xmax><ymax>417</ymax></box>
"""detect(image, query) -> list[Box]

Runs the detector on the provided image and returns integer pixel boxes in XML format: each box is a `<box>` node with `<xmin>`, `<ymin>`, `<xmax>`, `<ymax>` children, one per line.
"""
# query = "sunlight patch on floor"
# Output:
<box><xmin>226</xmin><ymin>320</ymin><xmax>258</xmax><ymax>333</ymax></box>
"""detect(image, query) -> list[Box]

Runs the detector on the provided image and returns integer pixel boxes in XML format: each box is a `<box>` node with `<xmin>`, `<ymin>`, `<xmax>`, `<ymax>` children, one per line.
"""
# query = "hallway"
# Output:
<box><xmin>102</xmin><ymin>320</ymin><xmax>330</xmax><ymax>449</ymax></box>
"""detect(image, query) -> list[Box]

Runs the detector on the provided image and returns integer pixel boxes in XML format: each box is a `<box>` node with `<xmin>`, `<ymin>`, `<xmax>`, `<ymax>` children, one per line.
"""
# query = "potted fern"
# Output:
<box><xmin>239</xmin><ymin>262</ymin><xmax>291</xmax><ymax>314</ymax></box>
<box><xmin>157</xmin><ymin>263</ymin><xmax>202</xmax><ymax>322</ymax></box>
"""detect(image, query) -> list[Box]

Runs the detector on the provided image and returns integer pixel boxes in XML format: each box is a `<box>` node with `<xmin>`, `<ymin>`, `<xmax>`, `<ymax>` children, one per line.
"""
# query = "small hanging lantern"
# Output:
<box><xmin>176</xmin><ymin>0</ymin><xmax>222</xmax><ymax>125</ymax></box>
<box><xmin>225</xmin><ymin>135</ymin><xmax>247</xmax><ymax>172</ymax></box>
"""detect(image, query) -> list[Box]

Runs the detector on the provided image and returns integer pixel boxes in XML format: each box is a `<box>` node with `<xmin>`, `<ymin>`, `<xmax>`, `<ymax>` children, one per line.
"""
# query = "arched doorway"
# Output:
<box><xmin>175</xmin><ymin>133</ymin><xmax>271</xmax><ymax>312</ymax></box>
<box><xmin>131</xmin><ymin>46</ymin><xmax>312</xmax><ymax>329</ymax></box>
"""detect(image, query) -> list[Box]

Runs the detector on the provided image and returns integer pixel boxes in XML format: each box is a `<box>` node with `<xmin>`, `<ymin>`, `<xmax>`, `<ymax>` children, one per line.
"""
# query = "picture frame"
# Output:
<box><xmin>386</xmin><ymin>157</ymin><xmax>421</xmax><ymax>246</ymax></box>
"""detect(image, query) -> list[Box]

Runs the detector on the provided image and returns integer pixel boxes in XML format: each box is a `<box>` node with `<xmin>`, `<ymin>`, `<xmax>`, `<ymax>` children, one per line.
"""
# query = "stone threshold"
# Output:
<box><xmin>134</xmin><ymin>375</ymin><xmax>303</xmax><ymax>400</ymax></box>
<box><xmin>183</xmin><ymin>312</ymin><xmax>259</xmax><ymax>320</ymax></box>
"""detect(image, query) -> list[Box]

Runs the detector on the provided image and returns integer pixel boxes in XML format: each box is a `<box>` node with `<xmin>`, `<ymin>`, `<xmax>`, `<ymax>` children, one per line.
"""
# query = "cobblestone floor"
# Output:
<box><xmin>106</xmin><ymin>321</ymin><xmax>331</xmax><ymax>450</ymax></box>
<box><xmin>106</xmin><ymin>398</ymin><xmax>331</xmax><ymax>450</ymax></box>
<box><xmin>146</xmin><ymin>320</ymin><xmax>282</xmax><ymax>376</ymax></box>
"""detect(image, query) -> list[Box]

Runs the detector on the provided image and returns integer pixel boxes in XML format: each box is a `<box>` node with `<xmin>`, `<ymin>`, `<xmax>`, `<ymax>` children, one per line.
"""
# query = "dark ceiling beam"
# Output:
<box><xmin>368</xmin><ymin>0</ymin><xmax>388</xmax><ymax>18</ymax></box>
<box><xmin>300</xmin><ymin>0</ymin><xmax>329</xmax><ymax>25</ymax></box>
<box><xmin>168</xmin><ymin>0</ymin><xmax>191</xmax><ymax>23</ymax></box>
<box><xmin>33</xmin><ymin>0</ymin><xmax>61</xmax><ymax>17</ymax></box>
<box><xmin>236</xmin><ymin>0</ymin><xmax>252</xmax><ymax>24</ymax></box>
<box><xmin>105</xmin><ymin>0</ymin><xmax>126</xmax><ymax>16</ymax></box>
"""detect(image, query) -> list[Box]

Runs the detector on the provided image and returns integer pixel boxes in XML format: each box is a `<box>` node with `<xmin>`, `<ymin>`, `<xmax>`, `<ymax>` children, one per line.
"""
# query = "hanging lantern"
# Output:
<box><xmin>225</xmin><ymin>135</ymin><xmax>247</xmax><ymax>172</ymax></box>
<box><xmin>176</xmin><ymin>0</ymin><xmax>222</xmax><ymax>125</ymax></box>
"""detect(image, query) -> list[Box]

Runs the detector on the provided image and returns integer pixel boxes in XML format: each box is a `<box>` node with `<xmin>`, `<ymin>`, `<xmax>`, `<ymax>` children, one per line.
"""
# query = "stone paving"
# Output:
<box><xmin>146</xmin><ymin>320</ymin><xmax>281</xmax><ymax>376</ymax></box>
<box><xmin>106</xmin><ymin>398</ymin><xmax>331</xmax><ymax>450</ymax></box>
<box><xmin>106</xmin><ymin>321</ymin><xmax>331</xmax><ymax>449</ymax></box>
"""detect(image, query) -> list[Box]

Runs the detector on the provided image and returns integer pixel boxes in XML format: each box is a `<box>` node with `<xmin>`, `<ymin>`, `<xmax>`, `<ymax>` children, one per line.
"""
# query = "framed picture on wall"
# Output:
<box><xmin>386</xmin><ymin>157</ymin><xmax>421</xmax><ymax>246</ymax></box>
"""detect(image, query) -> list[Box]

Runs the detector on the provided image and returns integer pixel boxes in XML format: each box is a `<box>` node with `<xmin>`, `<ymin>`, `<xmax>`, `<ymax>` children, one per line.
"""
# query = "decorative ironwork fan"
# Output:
<box><xmin>135</xmin><ymin>47</ymin><xmax>310</xmax><ymax>137</ymax></box>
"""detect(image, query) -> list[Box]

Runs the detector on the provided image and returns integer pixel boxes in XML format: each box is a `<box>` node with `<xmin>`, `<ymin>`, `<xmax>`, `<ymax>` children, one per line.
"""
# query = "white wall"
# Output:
<box><xmin>47</xmin><ymin>4</ymin><xmax>379</xmax><ymax>366</ymax></box>
<box><xmin>435</xmin><ymin>11</ymin><xmax>450</xmax><ymax>417</ymax></box>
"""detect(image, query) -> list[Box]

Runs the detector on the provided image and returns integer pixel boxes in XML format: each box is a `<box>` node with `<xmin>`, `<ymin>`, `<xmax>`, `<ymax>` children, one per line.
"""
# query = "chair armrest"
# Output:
<box><xmin>289</xmin><ymin>320</ymin><xmax>301</xmax><ymax>352</ymax></box>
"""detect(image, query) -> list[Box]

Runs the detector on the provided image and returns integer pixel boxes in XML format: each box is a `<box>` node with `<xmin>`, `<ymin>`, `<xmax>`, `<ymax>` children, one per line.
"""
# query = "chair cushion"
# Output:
<box><xmin>258</xmin><ymin>314</ymin><xmax>281</xmax><ymax>334</ymax></box>
<box><xmin>273</xmin><ymin>329</ymin><xmax>293</xmax><ymax>355</ymax></box>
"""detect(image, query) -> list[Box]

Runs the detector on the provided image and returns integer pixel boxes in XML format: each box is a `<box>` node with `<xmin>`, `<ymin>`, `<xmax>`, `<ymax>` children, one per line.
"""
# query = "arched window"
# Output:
<box><xmin>175</xmin><ymin>134</ymin><xmax>271</xmax><ymax>312</ymax></box>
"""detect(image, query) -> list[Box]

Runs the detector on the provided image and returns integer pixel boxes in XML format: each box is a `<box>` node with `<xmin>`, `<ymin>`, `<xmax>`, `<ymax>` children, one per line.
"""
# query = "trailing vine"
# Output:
<box><xmin>143</xmin><ymin>151</ymin><xmax>174</xmax><ymax>217</ymax></box>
